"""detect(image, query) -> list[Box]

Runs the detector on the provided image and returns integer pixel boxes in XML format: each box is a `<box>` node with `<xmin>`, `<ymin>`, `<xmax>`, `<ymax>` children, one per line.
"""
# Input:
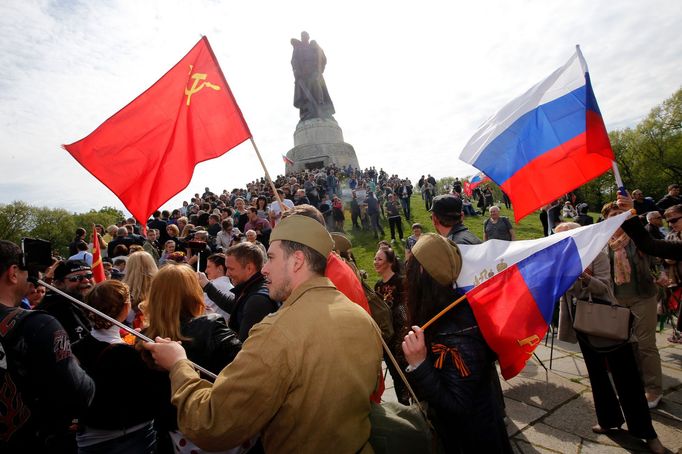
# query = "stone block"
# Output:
<box><xmin>513</xmin><ymin>423</ymin><xmax>581</xmax><ymax>454</ymax></box>
<box><xmin>504</xmin><ymin>397</ymin><xmax>547</xmax><ymax>436</ymax></box>
<box><xmin>286</xmin><ymin>117</ymin><xmax>360</xmax><ymax>173</ymax></box>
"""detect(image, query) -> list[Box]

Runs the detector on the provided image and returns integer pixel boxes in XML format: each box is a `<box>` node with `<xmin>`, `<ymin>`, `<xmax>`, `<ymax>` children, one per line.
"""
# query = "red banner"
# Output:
<box><xmin>64</xmin><ymin>37</ymin><xmax>251</xmax><ymax>223</ymax></box>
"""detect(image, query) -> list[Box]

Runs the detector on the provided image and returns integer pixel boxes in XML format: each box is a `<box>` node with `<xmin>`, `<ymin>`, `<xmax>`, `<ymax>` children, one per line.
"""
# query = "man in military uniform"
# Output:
<box><xmin>145</xmin><ymin>215</ymin><xmax>382</xmax><ymax>453</ymax></box>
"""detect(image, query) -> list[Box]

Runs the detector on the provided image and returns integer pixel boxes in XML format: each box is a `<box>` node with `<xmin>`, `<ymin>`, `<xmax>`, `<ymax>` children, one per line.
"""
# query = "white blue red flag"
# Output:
<box><xmin>459</xmin><ymin>46</ymin><xmax>614</xmax><ymax>222</ymax></box>
<box><xmin>455</xmin><ymin>211</ymin><xmax>630</xmax><ymax>379</ymax></box>
<box><xmin>282</xmin><ymin>154</ymin><xmax>294</xmax><ymax>166</ymax></box>
<box><xmin>463</xmin><ymin>172</ymin><xmax>491</xmax><ymax>196</ymax></box>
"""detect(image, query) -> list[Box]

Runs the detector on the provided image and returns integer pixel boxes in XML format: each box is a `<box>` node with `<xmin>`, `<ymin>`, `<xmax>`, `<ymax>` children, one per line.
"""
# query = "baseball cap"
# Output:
<box><xmin>430</xmin><ymin>195</ymin><xmax>463</xmax><ymax>217</ymax></box>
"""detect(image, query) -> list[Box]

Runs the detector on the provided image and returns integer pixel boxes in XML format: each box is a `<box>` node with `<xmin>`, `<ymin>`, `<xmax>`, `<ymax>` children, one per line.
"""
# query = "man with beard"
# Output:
<box><xmin>145</xmin><ymin>215</ymin><xmax>381</xmax><ymax>453</ymax></box>
<box><xmin>37</xmin><ymin>260</ymin><xmax>94</xmax><ymax>343</ymax></box>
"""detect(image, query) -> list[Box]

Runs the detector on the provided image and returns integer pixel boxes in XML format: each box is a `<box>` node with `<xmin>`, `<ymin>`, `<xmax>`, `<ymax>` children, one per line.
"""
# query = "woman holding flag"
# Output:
<box><xmin>401</xmin><ymin>234</ymin><xmax>511</xmax><ymax>453</ymax></box>
<box><xmin>555</xmin><ymin>222</ymin><xmax>663</xmax><ymax>454</ymax></box>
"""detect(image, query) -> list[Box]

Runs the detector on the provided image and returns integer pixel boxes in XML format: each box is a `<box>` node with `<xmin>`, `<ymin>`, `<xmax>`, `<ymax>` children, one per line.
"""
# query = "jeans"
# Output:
<box><xmin>369</xmin><ymin>213</ymin><xmax>384</xmax><ymax>237</ymax></box>
<box><xmin>400</xmin><ymin>197</ymin><xmax>411</xmax><ymax>220</ymax></box>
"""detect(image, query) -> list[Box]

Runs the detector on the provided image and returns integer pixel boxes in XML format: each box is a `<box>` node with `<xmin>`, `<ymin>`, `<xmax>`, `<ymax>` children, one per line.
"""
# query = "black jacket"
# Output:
<box><xmin>146</xmin><ymin>314</ymin><xmax>241</xmax><ymax>434</ymax></box>
<box><xmin>36</xmin><ymin>291</ymin><xmax>92</xmax><ymax>343</ymax></box>
<box><xmin>72</xmin><ymin>335</ymin><xmax>162</xmax><ymax>431</ymax></box>
<box><xmin>407</xmin><ymin>302</ymin><xmax>512</xmax><ymax>453</ymax></box>
<box><xmin>0</xmin><ymin>307</ymin><xmax>94</xmax><ymax>452</ymax></box>
<box><xmin>204</xmin><ymin>272</ymin><xmax>279</xmax><ymax>341</ymax></box>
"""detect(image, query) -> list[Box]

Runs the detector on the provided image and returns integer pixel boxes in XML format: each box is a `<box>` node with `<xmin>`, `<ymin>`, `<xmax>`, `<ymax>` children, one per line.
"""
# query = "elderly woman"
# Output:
<box><xmin>402</xmin><ymin>234</ymin><xmax>511</xmax><ymax>453</ymax></box>
<box><xmin>663</xmin><ymin>204</ymin><xmax>682</xmax><ymax>342</ymax></box>
<box><xmin>556</xmin><ymin>222</ymin><xmax>664</xmax><ymax>454</ymax></box>
<box><xmin>484</xmin><ymin>205</ymin><xmax>515</xmax><ymax>241</ymax></box>
<box><xmin>601</xmin><ymin>202</ymin><xmax>663</xmax><ymax>410</ymax></box>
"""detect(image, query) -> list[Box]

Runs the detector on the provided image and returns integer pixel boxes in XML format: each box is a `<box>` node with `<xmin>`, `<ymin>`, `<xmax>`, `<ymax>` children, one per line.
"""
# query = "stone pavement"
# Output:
<box><xmin>382</xmin><ymin>326</ymin><xmax>682</xmax><ymax>453</ymax></box>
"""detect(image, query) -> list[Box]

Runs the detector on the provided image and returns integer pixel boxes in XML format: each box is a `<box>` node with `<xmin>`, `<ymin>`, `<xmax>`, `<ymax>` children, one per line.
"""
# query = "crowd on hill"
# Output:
<box><xmin>2</xmin><ymin>161</ymin><xmax>681</xmax><ymax>453</ymax></box>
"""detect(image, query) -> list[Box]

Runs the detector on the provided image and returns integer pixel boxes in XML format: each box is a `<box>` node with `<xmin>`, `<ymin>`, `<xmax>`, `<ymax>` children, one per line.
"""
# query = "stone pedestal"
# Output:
<box><xmin>285</xmin><ymin>118</ymin><xmax>360</xmax><ymax>174</ymax></box>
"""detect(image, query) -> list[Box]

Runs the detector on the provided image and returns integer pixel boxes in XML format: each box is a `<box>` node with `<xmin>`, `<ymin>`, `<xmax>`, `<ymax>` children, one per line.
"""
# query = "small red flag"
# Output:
<box><xmin>91</xmin><ymin>226</ymin><xmax>106</xmax><ymax>283</ymax></box>
<box><xmin>282</xmin><ymin>154</ymin><xmax>294</xmax><ymax>166</ymax></box>
<box><xmin>63</xmin><ymin>37</ymin><xmax>251</xmax><ymax>223</ymax></box>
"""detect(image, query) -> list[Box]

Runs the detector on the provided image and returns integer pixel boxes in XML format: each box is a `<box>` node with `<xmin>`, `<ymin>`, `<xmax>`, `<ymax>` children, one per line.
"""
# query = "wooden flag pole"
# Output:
<box><xmin>250</xmin><ymin>137</ymin><xmax>285</xmax><ymax>207</ymax></box>
<box><xmin>421</xmin><ymin>293</ymin><xmax>467</xmax><ymax>330</ymax></box>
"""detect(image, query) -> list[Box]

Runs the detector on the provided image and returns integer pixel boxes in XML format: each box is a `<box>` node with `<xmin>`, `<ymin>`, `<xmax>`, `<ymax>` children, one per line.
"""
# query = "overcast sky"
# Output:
<box><xmin>1</xmin><ymin>0</ymin><xmax>680</xmax><ymax>217</ymax></box>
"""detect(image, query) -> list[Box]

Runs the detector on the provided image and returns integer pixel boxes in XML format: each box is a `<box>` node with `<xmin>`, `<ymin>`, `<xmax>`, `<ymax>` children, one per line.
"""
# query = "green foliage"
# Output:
<box><xmin>0</xmin><ymin>202</ymin><xmax>125</xmax><ymax>257</ymax></box>
<box><xmin>607</xmin><ymin>87</ymin><xmax>682</xmax><ymax>201</ymax></box>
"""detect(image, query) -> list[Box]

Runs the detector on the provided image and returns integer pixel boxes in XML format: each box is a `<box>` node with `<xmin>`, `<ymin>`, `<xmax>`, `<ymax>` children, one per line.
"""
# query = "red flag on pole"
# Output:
<box><xmin>91</xmin><ymin>226</ymin><xmax>106</xmax><ymax>283</ymax></box>
<box><xmin>63</xmin><ymin>37</ymin><xmax>252</xmax><ymax>224</ymax></box>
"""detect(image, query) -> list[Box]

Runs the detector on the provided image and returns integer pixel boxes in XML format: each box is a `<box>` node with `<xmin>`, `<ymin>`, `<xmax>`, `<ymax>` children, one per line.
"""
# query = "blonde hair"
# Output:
<box><xmin>554</xmin><ymin>222</ymin><xmax>581</xmax><ymax>233</ymax></box>
<box><xmin>122</xmin><ymin>251</ymin><xmax>158</xmax><ymax>310</ymax></box>
<box><xmin>180</xmin><ymin>224</ymin><xmax>195</xmax><ymax>238</ymax></box>
<box><xmin>145</xmin><ymin>263</ymin><xmax>205</xmax><ymax>340</ymax></box>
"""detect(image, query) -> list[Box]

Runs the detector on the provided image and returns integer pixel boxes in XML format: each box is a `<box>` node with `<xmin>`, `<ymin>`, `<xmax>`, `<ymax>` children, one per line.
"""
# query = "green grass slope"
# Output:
<box><xmin>343</xmin><ymin>194</ymin><xmax>597</xmax><ymax>284</ymax></box>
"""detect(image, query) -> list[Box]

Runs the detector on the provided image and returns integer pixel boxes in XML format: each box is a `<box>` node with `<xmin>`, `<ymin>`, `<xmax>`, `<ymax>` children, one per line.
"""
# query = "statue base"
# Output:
<box><xmin>285</xmin><ymin>118</ymin><xmax>360</xmax><ymax>174</ymax></box>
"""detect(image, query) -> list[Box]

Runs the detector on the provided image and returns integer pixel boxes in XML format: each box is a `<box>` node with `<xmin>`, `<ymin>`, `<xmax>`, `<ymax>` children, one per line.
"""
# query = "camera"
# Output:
<box><xmin>21</xmin><ymin>238</ymin><xmax>53</xmax><ymax>278</ymax></box>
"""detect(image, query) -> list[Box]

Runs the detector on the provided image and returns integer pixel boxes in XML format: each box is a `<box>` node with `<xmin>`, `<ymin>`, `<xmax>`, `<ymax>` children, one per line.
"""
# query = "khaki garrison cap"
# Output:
<box><xmin>330</xmin><ymin>232</ymin><xmax>352</xmax><ymax>254</ymax></box>
<box><xmin>411</xmin><ymin>233</ymin><xmax>462</xmax><ymax>286</ymax></box>
<box><xmin>270</xmin><ymin>214</ymin><xmax>333</xmax><ymax>258</ymax></box>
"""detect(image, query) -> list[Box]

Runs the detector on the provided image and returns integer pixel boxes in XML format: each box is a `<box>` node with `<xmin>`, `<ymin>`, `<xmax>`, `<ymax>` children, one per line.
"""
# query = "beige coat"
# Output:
<box><xmin>558</xmin><ymin>251</ymin><xmax>616</xmax><ymax>343</ymax></box>
<box><xmin>170</xmin><ymin>276</ymin><xmax>382</xmax><ymax>453</ymax></box>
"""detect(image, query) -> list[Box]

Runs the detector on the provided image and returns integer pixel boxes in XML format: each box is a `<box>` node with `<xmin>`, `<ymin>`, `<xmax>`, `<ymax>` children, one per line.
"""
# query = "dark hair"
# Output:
<box><xmin>379</xmin><ymin>247</ymin><xmax>402</xmax><ymax>274</ymax></box>
<box><xmin>664</xmin><ymin>204</ymin><xmax>682</xmax><ymax>217</ymax></box>
<box><xmin>85</xmin><ymin>280</ymin><xmax>130</xmax><ymax>330</ymax></box>
<box><xmin>432</xmin><ymin>211</ymin><xmax>461</xmax><ymax>227</ymax></box>
<box><xmin>668</xmin><ymin>184</ymin><xmax>680</xmax><ymax>191</ymax></box>
<box><xmin>77</xmin><ymin>240</ymin><xmax>88</xmax><ymax>251</ymax></box>
<box><xmin>279</xmin><ymin>240</ymin><xmax>327</xmax><ymax>275</ymax></box>
<box><xmin>226</xmin><ymin>242</ymin><xmax>264</xmax><ymax>270</ymax></box>
<box><xmin>76</xmin><ymin>227</ymin><xmax>86</xmax><ymax>237</ymax></box>
<box><xmin>221</xmin><ymin>219</ymin><xmax>234</xmax><ymax>230</ymax></box>
<box><xmin>405</xmin><ymin>255</ymin><xmax>459</xmax><ymax>327</ymax></box>
<box><xmin>207</xmin><ymin>253</ymin><xmax>226</xmax><ymax>272</ymax></box>
<box><xmin>112</xmin><ymin>244</ymin><xmax>129</xmax><ymax>257</ymax></box>
<box><xmin>209</xmin><ymin>214</ymin><xmax>220</xmax><ymax>222</ymax></box>
<box><xmin>0</xmin><ymin>240</ymin><xmax>23</xmax><ymax>276</ymax></box>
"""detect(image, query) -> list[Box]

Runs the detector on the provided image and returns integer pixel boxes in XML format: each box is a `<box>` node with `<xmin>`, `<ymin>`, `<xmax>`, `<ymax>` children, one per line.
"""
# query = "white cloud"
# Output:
<box><xmin>0</xmin><ymin>0</ymin><xmax>680</xmax><ymax>216</ymax></box>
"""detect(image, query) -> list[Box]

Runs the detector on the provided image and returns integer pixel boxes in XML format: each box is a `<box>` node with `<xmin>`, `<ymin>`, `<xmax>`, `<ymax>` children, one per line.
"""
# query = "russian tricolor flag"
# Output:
<box><xmin>455</xmin><ymin>211</ymin><xmax>630</xmax><ymax>379</ymax></box>
<box><xmin>464</xmin><ymin>171</ymin><xmax>491</xmax><ymax>196</ymax></box>
<box><xmin>459</xmin><ymin>46</ymin><xmax>614</xmax><ymax>222</ymax></box>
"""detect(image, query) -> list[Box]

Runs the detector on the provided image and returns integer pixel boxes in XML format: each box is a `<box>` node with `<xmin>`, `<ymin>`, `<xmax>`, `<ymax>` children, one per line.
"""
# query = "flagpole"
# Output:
<box><xmin>421</xmin><ymin>293</ymin><xmax>467</xmax><ymax>330</ymax></box>
<box><xmin>612</xmin><ymin>161</ymin><xmax>626</xmax><ymax>195</ymax></box>
<box><xmin>37</xmin><ymin>279</ymin><xmax>218</xmax><ymax>381</ymax></box>
<box><xmin>249</xmin><ymin>137</ymin><xmax>285</xmax><ymax>207</ymax></box>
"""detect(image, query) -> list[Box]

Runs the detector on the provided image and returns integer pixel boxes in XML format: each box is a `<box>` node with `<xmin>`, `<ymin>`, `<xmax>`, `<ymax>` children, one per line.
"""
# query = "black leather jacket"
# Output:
<box><xmin>407</xmin><ymin>301</ymin><xmax>511</xmax><ymax>453</ymax></box>
<box><xmin>204</xmin><ymin>272</ymin><xmax>279</xmax><ymax>341</ymax></box>
<box><xmin>180</xmin><ymin>313</ymin><xmax>242</xmax><ymax>374</ymax></box>
<box><xmin>148</xmin><ymin>314</ymin><xmax>241</xmax><ymax>434</ymax></box>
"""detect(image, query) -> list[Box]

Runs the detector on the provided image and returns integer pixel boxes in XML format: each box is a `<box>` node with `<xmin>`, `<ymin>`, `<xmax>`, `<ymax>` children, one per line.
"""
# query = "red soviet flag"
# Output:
<box><xmin>63</xmin><ymin>37</ymin><xmax>251</xmax><ymax>223</ymax></box>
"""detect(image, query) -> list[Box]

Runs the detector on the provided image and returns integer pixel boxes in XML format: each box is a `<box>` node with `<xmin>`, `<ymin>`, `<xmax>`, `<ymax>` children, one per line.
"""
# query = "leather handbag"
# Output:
<box><xmin>573</xmin><ymin>298</ymin><xmax>631</xmax><ymax>341</ymax></box>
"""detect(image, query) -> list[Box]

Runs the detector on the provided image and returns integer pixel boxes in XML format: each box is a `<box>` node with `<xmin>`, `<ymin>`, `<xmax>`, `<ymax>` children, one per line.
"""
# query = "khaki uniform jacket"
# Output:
<box><xmin>170</xmin><ymin>276</ymin><xmax>382</xmax><ymax>453</ymax></box>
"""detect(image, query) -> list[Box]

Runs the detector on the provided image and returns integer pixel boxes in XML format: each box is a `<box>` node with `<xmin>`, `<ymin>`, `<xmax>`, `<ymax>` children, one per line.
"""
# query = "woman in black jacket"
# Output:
<box><xmin>401</xmin><ymin>234</ymin><xmax>512</xmax><ymax>453</ymax></box>
<box><xmin>140</xmin><ymin>263</ymin><xmax>242</xmax><ymax>452</ymax></box>
<box><xmin>74</xmin><ymin>280</ymin><xmax>161</xmax><ymax>454</ymax></box>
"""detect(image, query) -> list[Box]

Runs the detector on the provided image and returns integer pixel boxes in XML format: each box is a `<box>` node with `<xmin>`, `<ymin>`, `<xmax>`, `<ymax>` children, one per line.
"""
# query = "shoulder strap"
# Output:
<box><xmin>0</xmin><ymin>308</ymin><xmax>34</xmax><ymax>342</ymax></box>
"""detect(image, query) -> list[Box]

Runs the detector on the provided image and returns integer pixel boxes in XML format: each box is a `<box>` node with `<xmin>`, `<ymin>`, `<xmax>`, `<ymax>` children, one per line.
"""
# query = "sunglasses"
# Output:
<box><xmin>666</xmin><ymin>216</ymin><xmax>682</xmax><ymax>225</ymax></box>
<box><xmin>66</xmin><ymin>273</ymin><xmax>94</xmax><ymax>282</ymax></box>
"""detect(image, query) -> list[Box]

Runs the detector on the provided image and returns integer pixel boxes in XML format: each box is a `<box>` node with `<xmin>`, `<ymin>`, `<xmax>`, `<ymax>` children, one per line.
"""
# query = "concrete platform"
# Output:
<box><xmin>381</xmin><ymin>326</ymin><xmax>682</xmax><ymax>452</ymax></box>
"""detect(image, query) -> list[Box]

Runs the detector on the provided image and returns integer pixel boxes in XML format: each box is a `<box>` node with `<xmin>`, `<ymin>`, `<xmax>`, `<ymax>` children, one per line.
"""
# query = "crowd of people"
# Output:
<box><xmin>1</xmin><ymin>162</ymin><xmax>681</xmax><ymax>453</ymax></box>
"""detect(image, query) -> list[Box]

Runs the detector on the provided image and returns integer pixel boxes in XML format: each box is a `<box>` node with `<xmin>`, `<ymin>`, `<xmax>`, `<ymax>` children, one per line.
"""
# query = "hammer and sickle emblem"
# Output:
<box><xmin>516</xmin><ymin>334</ymin><xmax>540</xmax><ymax>353</ymax></box>
<box><xmin>185</xmin><ymin>65</ymin><xmax>221</xmax><ymax>106</ymax></box>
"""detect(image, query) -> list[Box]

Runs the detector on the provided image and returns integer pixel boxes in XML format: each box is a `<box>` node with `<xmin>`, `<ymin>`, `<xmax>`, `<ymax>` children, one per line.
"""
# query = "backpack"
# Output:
<box><xmin>0</xmin><ymin>308</ymin><xmax>34</xmax><ymax>444</ymax></box>
<box><xmin>361</xmin><ymin>280</ymin><xmax>394</xmax><ymax>343</ymax></box>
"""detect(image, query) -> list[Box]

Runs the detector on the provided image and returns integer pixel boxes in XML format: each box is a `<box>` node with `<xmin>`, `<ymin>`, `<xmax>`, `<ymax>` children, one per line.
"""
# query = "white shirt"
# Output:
<box><xmin>204</xmin><ymin>276</ymin><xmax>233</xmax><ymax>321</ymax></box>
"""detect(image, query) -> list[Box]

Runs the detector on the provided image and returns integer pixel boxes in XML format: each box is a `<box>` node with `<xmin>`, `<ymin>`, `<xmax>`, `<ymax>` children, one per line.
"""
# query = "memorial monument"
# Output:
<box><xmin>285</xmin><ymin>31</ymin><xmax>360</xmax><ymax>174</ymax></box>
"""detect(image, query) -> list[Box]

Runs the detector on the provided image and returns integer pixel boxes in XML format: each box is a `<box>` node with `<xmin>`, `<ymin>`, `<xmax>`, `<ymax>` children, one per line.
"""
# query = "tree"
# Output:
<box><xmin>0</xmin><ymin>201</ymin><xmax>33</xmax><ymax>244</ymax></box>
